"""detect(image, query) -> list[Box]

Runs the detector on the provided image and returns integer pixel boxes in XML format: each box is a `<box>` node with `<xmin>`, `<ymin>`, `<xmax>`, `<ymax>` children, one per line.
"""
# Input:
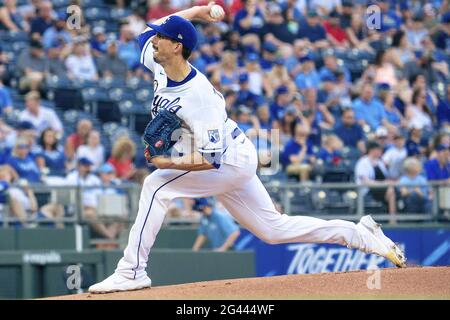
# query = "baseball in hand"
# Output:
<box><xmin>209</xmin><ymin>4</ymin><xmax>225</xmax><ymax>19</ymax></box>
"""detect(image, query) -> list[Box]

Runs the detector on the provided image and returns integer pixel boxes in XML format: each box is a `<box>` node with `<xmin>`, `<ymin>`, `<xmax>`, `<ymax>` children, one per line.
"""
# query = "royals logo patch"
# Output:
<box><xmin>208</xmin><ymin>129</ymin><xmax>220</xmax><ymax>143</ymax></box>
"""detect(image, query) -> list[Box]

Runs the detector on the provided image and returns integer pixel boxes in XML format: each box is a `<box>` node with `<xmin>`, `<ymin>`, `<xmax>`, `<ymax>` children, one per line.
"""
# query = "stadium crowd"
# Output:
<box><xmin>1</xmin><ymin>0</ymin><xmax>450</xmax><ymax>235</ymax></box>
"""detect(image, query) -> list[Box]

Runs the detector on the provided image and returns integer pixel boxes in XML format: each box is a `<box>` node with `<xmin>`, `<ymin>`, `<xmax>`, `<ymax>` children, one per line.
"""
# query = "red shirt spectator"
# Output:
<box><xmin>323</xmin><ymin>11</ymin><xmax>348</xmax><ymax>46</ymax></box>
<box><xmin>147</xmin><ymin>0</ymin><xmax>177</xmax><ymax>21</ymax></box>
<box><xmin>107</xmin><ymin>137</ymin><xmax>136</xmax><ymax>180</ymax></box>
<box><xmin>64</xmin><ymin>119</ymin><xmax>92</xmax><ymax>160</ymax></box>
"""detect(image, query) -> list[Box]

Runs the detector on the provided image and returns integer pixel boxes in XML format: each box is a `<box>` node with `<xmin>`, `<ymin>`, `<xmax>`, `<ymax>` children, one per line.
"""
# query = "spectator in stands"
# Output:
<box><xmin>42</xmin><ymin>12</ymin><xmax>72</xmax><ymax>50</ymax></box>
<box><xmin>5</xmin><ymin>137</ymin><xmax>41</xmax><ymax>183</ymax></box>
<box><xmin>432</xmin><ymin>11</ymin><xmax>450</xmax><ymax>51</ymax></box>
<box><xmin>0</xmin><ymin>80</ymin><xmax>13</xmax><ymax>116</ymax></box>
<box><xmin>278</xmin><ymin>104</ymin><xmax>299</xmax><ymax>146</ymax></box>
<box><xmin>235</xmin><ymin>105</ymin><xmax>259</xmax><ymax>135</ymax></box>
<box><xmin>46</xmin><ymin>43</ymin><xmax>67</xmax><ymax>79</ymax></box>
<box><xmin>35</xmin><ymin>128</ymin><xmax>66</xmax><ymax>176</ymax></box>
<box><xmin>405</xmin><ymin>88</ymin><xmax>434</xmax><ymax>131</ymax></box>
<box><xmin>2</xmin><ymin>121</ymin><xmax>36</xmax><ymax>153</ymax></box>
<box><xmin>17</xmin><ymin>39</ymin><xmax>46</xmax><ymax>93</ymax></box>
<box><xmin>107</xmin><ymin>136</ymin><xmax>136</xmax><ymax>180</ymax></box>
<box><xmin>66</xmin><ymin>157</ymin><xmax>118</xmax><ymax>239</ymax></box>
<box><xmin>117</xmin><ymin>24</ymin><xmax>141</xmax><ymax>70</ymax></box>
<box><xmin>19</xmin><ymin>91</ymin><xmax>63</xmax><ymax>136</ymax></box>
<box><xmin>285</xmin><ymin>39</ymin><xmax>309</xmax><ymax>79</ymax></box>
<box><xmin>233</xmin><ymin>0</ymin><xmax>265</xmax><ymax>37</ymax></box>
<box><xmin>281</xmin><ymin>123</ymin><xmax>314</xmax><ymax>181</ymax></box>
<box><xmin>30</xmin><ymin>0</ymin><xmax>54</xmax><ymax>37</ymax></box>
<box><xmin>405</xmin><ymin>13</ymin><xmax>429</xmax><ymax>51</ymax></box>
<box><xmin>334</xmin><ymin>108</ymin><xmax>366</xmax><ymax>153</ymax></box>
<box><xmin>346</xmin><ymin>12</ymin><xmax>375</xmax><ymax>53</ymax></box>
<box><xmin>64</xmin><ymin>119</ymin><xmax>92</xmax><ymax>164</ymax></box>
<box><xmin>352</xmin><ymin>83</ymin><xmax>388</xmax><ymax>131</ymax></box>
<box><xmin>376</xmin><ymin>0</ymin><xmax>402</xmax><ymax>35</ymax></box>
<box><xmin>323</xmin><ymin>9</ymin><xmax>349</xmax><ymax>49</ymax></box>
<box><xmin>354</xmin><ymin>141</ymin><xmax>397</xmax><ymax>221</ymax></box>
<box><xmin>382</xmin><ymin>134</ymin><xmax>407</xmax><ymax>179</ymax></box>
<box><xmin>379</xmin><ymin>89</ymin><xmax>407</xmax><ymax>129</ymax></box>
<box><xmin>270</xmin><ymin>85</ymin><xmax>291</xmax><ymax>124</ymax></box>
<box><xmin>315</xmin><ymin>134</ymin><xmax>343</xmax><ymax>166</ymax></box>
<box><xmin>65</xmin><ymin>37</ymin><xmax>98</xmax><ymax>81</ymax></box>
<box><xmin>259</xmin><ymin>41</ymin><xmax>278</xmax><ymax>72</ymax></box>
<box><xmin>146</xmin><ymin>0</ymin><xmax>177</xmax><ymax>21</ymax></box>
<box><xmin>192</xmin><ymin>198</ymin><xmax>240</xmax><ymax>252</ymax></box>
<box><xmin>264</xmin><ymin>1</ymin><xmax>297</xmax><ymax>44</ymax></box>
<box><xmin>0</xmin><ymin>164</ymin><xmax>64</xmax><ymax>228</ymax></box>
<box><xmin>405</xmin><ymin>125</ymin><xmax>427</xmax><ymax>157</ymax></box>
<box><xmin>75</xmin><ymin>130</ymin><xmax>104</xmax><ymax>172</ymax></box>
<box><xmin>90</xmin><ymin>26</ymin><xmax>108</xmax><ymax>56</ymax></box>
<box><xmin>436</xmin><ymin>84</ymin><xmax>450</xmax><ymax>128</ymax></box>
<box><xmin>295</xmin><ymin>54</ymin><xmax>320</xmax><ymax>91</ymax></box>
<box><xmin>211</xmin><ymin>51</ymin><xmax>239</xmax><ymax>92</ymax></box>
<box><xmin>243</xmin><ymin>53</ymin><xmax>263</xmax><ymax>96</ymax></box>
<box><xmin>398</xmin><ymin>157</ymin><xmax>432</xmax><ymax>214</ymax></box>
<box><xmin>390</xmin><ymin>30</ymin><xmax>416</xmax><ymax>66</ymax></box>
<box><xmin>97</xmin><ymin>39</ymin><xmax>129</xmax><ymax>79</ymax></box>
<box><xmin>310</xmin><ymin>0</ymin><xmax>341</xmax><ymax>16</ymax></box>
<box><xmin>319</xmin><ymin>54</ymin><xmax>351</xmax><ymax>83</ymax></box>
<box><xmin>374</xmin><ymin>50</ymin><xmax>399</xmax><ymax>88</ymax></box>
<box><xmin>424</xmin><ymin>144</ymin><xmax>450</xmax><ymax>182</ymax></box>
<box><xmin>124</xmin><ymin>7</ymin><xmax>147</xmax><ymax>37</ymax></box>
<box><xmin>235</xmin><ymin>72</ymin><xmax>263</xmax><ymax>110</ymax></box>
<box><xmin>0</xmin><ymin>0</ymin><xmax>29</xmax><ymax>32</ymax></box>
<box><xmin>263</xmin><ymin>58</ymin><xmax>295</xmax><ymax>100</ymax></box>
<box><xmin>297</xmin><ymin>10</ymin><xmax>328</xmax><ymax>49</ymax></box>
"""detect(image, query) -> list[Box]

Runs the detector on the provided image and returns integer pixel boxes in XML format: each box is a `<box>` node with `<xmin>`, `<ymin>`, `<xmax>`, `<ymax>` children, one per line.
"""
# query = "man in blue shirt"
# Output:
<box><xmin>352</xmin><ymin>83</ymin><xmax>387</xmax><ymax>131</ymax></box>
<box><xmin>297</xmin><ymin>11</ymin><xmax>327</xmax><ymax>43</ymax></box>
<box><xmin>0</xmin><ymin>81</ymin><xmax>13</xmax><ymax>116</ymax></box>
<box><xmin>233</xmin><ymin>0</ymin><xmax>265</xmax><ymax>37</ymax></box>
<box><xmin>42</xmin><ymin>13</ymin><xmax>72</xmax><ymax>50</ymax></box>
<box><xmin>334</xmin><ymin>108</ymin><xmax>366</xmax><ymax>152</ymax></box>
<box><xmin>295</xmin><ymin>55</ymin><xmax>320</xmax><ymax>90</ymax></box>
<box><xmin>192</xmin><ymin>198</ymin><xmax>240</xmax><ymax>252</ymax></box>
<box><xmin>424</xmin><ymin>144</ymin><xmax>450</xmax><ymax>182</ymax></box>
<box><xmin>375</xmin><ymin>0</ymin><xmax>403</xmax><ymax>34</ymax></box>
<box><xmin>270</xmin><ymin>85</ymin><xmax>290</xmax><ymax>122</ymax></box>
<box><xmin>436</xmin><ymin>84</ymin><xmax>450</xmax><ymax>128</ymax></box>
<box><xmin>6</xmin><ymin>138</ymin><xmax>41</xmax><ymax>183</ymax></box>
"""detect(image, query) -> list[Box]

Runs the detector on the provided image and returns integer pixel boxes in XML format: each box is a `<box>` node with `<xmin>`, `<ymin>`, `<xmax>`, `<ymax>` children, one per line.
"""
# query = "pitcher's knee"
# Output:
<box><xmin>257</xmin><ymin>232</ymin><xmax>284</xmax><ymax>245</ymax></box>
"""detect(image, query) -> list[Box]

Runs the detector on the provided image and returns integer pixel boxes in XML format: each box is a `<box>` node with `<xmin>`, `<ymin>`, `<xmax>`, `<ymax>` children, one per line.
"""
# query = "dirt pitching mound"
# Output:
<box><xmin>48</xmin><ymin>266</ymin><xmax>449</xmax><ymax>300</ymax></box>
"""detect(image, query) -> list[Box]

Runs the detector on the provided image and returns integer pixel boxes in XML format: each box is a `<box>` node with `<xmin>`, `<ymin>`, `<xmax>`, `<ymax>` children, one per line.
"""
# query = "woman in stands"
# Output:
<box><xmin>107</xmin><ymin>136</ymin><xmax>136</xmax><ymax>180</ymax></box>
<box><xmin>35</xmin><ymin>128</ymin><xmax>67</xmax><ymax>176</ymax></box>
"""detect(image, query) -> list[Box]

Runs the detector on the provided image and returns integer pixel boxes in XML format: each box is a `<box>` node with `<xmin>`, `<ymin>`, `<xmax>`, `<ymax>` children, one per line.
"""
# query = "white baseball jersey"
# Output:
<box><xmin>140</xmin><ymin>30</ymin><xmax>248</xmax><ymax>168</ymax></box>
<box><xmin>112</xmin><ymin>28</ymin><xmax>393</xmax><ymax>281</ymax></box>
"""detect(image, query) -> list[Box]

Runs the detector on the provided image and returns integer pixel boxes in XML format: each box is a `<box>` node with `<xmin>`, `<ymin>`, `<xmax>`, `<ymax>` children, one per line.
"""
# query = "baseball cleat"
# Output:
<box><xmin>88</xmin><ymin>273</ymin><xmax>152</xmax><ymax>294</ymax></box>
<box><xmin>357</xmin><ymin>215</ymin><xmax>407</xmax><ymax>268</ymax></box>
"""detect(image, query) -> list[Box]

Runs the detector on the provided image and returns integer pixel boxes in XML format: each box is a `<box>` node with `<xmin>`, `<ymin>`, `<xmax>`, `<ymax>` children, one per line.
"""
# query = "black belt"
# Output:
<box><xmin>231</xmin><ymin>127</ymin><xmax>243</xmax><ymax>140</ymax></box>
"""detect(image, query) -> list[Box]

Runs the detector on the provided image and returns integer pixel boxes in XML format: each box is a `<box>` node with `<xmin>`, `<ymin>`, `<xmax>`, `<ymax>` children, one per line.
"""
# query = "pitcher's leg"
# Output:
<box><xmin>217</xmin><ymin>175</ymin><xmax>369</xmax><ymax>251</ymax></box>
<box><xmin>116</xmin><ymin>170</ymin><xmax>191</xmax><ymax>279</ymax></box>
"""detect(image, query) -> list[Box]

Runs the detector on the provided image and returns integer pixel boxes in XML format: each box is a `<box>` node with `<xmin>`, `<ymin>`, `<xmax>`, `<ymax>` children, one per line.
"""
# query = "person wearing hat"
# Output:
<box><xmin>192</xmin><ymin>198</ymin><xmax>240</xmax><ymax>252</ymax></box>
<box><xmin>42</xmin><ymin>12</ymin><xmax>71</xmax><ymax>50</ymax></box>
<box><xmin>424</xmin><ymin>144</ymin><xmax>450</xmax><ymax>182</ymax></box>
<box><xmin>235</xmin><ymin>72</ymin><xmax>264</xmax><ymax>110</ymax></box>
<box><xmin>90</xmin><ymin>26</ymin><xmax>107</xmax><ymax>57</ymax></box>
<box><xmin>297</xmin><ymin>10</ymin><xmax>328</xmax><ymax>49</ymax></box>
<box><xmin>66</xmin><ymin>157</ymin><xmax>120</xmax><ymax>239</ymax></box>
<box><xmin>355</xmin><ymin>140</ymin><xmax>397</xmax><ymax>221</ymax></box>
<box><xmin>233</xmin><ymin>0</ymin><xmax>266</xmax><ymax>37</ymax></box>
<box><xmin>269</xmin><ymin>85</ymin><xmax>291</xmax><ymax>122</ymax></box>
<box><xmin>89</xmin><ymin>2</ymin><xmax>405</xmax><ymax>294</ymax></box>
<box><xmin>5</xmin><ymin>137</ymin><xmax>41</xmax><ymax>183</ymax></box>
<box><xmin>65</xmin><ymin>36</ymin><xmax>99</xmax><ymax>81</ymax></box>
<box><xmin>295</xmin><ymin>54</ymin><xmax>320</xmax><ymax>90</ymax></box>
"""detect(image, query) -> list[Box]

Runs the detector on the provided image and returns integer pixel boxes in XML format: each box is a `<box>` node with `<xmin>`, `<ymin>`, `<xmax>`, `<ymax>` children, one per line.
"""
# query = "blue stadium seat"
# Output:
<box><xmin>108</xmin><ymin>88</ymin><xmax>136</xmax><ymax>102</ymax></box>
<box><xmin>84</xmin><ymin>7</ymin><xmax>112</xmax><ymax>21</ymax></box>
<box><xmin>135</xmin><ymin>88</ymin><xmax>154</xmax><ymax>102</ymax></box>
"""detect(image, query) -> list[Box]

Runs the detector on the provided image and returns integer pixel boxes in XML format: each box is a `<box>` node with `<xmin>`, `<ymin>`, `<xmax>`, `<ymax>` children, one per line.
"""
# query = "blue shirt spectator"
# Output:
<box><xmin>295</xmin><ymin>56</ymin><xmax>320</xmax><ymax>90</ymax></box>
<box><xmin>281</xmin><ymin>135</ymin><xmax>314</xmax><ymax>168</ymax></box>
<box><xmin>436</xmin><ymin>88</ymin><xmax>450</xmax><ymax>128</ymax></box>
<box><xmin>0</xmin><ymin>84</ymin><xmax>13</xmax><ymax>115</ymax></box>
<box><xmin>233</xmin><ymin>6</ymin><xmax>265</xmax><ymax>36</ymax></box>
<box><xmin>352</xmin><ymin>85</ymin><xmax>387</xmax><ymax>130</ymax></box>
<box><xmin>297</xmin><ymin>11</ymin><xmax>327</xmax><ymax>42</ymax></box>
<box><xmin>333</xmin><ymin>108</ymin><xmax>365</xmax><ymax>149</ymax></box>
<box><xmin>42</xmin><ymin>14</ymin><xmax>72</xmax><ymax>49</ymax></box>
<box><xmin>424</xmin><ymin>145</ymin><xmax>450</xmax><ymax>181</ymax></box>
<box><xmin>6</xmin><ymin>145</ymin><xmax>41</xmax><ymax>183</ymax></box>
<box><xmin>193</xmin><ymin>198</ymin><xmax>240</xmax><ymax>251</ymax></box>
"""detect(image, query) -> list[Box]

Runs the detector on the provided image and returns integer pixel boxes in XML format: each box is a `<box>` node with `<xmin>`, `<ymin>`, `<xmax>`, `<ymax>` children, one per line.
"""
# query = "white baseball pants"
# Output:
<box><xmin>115</xmin><ymin>138</ymin><xmax>374</xmax><ymax>279</ymax></box>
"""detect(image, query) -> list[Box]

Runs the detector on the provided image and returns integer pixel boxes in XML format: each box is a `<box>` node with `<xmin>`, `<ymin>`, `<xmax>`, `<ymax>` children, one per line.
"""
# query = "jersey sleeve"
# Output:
<box><xmin>138</xmin><ymin>29</ymin><xmax>157</xmax><ymax>73</ymax></box>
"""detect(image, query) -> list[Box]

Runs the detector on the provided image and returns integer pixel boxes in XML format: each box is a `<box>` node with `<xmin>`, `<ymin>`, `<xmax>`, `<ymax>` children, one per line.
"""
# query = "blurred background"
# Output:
<box><xmin>0</xmin><ymin>0</ymin><xmax>449</xmax><ymax>299</ymax></box>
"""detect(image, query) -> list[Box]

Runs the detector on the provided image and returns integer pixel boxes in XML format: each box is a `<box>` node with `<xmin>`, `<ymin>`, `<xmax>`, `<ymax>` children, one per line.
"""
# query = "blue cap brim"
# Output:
<box><xmin>146</xmin><ymin>23</ymin><xmax>179</xmax><ymax>42</ymax></box>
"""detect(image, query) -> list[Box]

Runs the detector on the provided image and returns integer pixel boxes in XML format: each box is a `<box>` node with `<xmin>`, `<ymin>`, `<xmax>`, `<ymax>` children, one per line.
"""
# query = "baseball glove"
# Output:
<box><xmin>143</xmin><ymin>108</ymin><xmax>182</xmax><ymax>160</ymax></box>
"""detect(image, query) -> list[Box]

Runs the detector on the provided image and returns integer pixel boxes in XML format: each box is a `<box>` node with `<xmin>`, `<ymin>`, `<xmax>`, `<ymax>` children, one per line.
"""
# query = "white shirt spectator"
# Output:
<box><xmin>310</xmin><ymin>0</ymin><xmax>341</xmax><ymax>13</ymax></box>
<box><xmin>382</xmin><ymin>146</ymin><xmax>407</xmax><ymax>179</ymax></box>
<box><xmin>65</xmin><ymin>54</ymin><xmax>98</xmax><ymax>81</ymax></box>
<box><xmin>19</xmin><ymin>106</ymin><xmax>63</xmax><ymax>135</ymax></box>
<box><xmin>65</xmin><ymin>171</ymin><xmax>101</xmax><ymax>207</ymax></box>
<box><xmin>75</xmin><ymin>145</ymin><xmax>105</xmax><ymax>171</ymax></box>
<box><xmin>248</xmin><ymin>71</ymin><xmax>263</xmax><ymax>95</ymax></box>
<box><xmin>407</xmin><ymin>105</ymin><xmax>433</xmax><ymax>130</ymax></box>
<box><xmin>355</xmin><ymin>155</ymin><xmax>389</xmax><ymax>195</ymax></box>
